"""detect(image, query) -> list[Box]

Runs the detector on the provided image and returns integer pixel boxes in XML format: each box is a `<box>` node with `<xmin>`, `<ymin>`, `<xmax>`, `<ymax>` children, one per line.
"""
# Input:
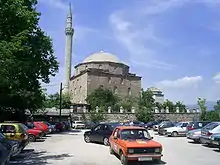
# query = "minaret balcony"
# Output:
<box><xmin>65</xmin><ymin>28</ymin><xmax>74</xmax><ymax>35</ymax></box>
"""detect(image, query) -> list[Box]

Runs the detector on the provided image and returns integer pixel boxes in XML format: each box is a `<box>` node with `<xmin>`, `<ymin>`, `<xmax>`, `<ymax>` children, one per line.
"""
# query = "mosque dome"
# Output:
<box><xmin>83</xmin><ymin>51</ymin><xmax>121</xmax><ymax>63</ymax></box>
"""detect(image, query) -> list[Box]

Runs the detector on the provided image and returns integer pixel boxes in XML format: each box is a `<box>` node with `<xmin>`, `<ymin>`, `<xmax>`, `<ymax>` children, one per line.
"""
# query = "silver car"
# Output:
<box><xmin>186</xmin><ymin>129</ymin><xmax>202</xmax><ymax>143</ymax></box>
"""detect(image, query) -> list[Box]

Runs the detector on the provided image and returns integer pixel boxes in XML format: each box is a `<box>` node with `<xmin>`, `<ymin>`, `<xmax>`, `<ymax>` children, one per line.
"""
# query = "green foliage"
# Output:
<box><xmin>90</xmin><ymin>109</ymin><xmax>106</xmax><ymax>122</ymax></box>
<box><xmin>0</xmin><ymin>0</ymin><xmax>59</xmax><ymax>112</ymax></box>
<box><xmin>197</xmin><ymin>97</ymin><xmax>207</xmax><ymax>121</ymax></box>
<box><xmin>118</xmin><ymin>96</ymin><xmax>137</xmax><ymax>112</ymax></box>
<box><xmin>86</xmin><ymin>87</ymin><xmax>119</xmax><ymax>111</ymax></box>
<box><xmin>163</xmin><ymin>99</ymin><xmax>175</xmax><ymax>113</ymax></box>
<box><xmin>43</xmin><ymin>93</ymin><xmax>72</xmax><ymax>109</ymax></box>
<box><xmin>81</xmin><ymin>113</ymin><xmax>87</xmax><ymax>122</ymax></box>
<box><xmin>155</xmin><ymin>102</ymin><xmax>163</xmax><ymax>111</ymax></box>
<box><xmin>205</xmin><ymin>110</ymin><xmax>220</xmax><ymax>121</ymax></box>
<box><xmin>214</xmin><ymin>100</ymin><xmax>220</xmax><ymax>112</ymax></box>
<box><xmin>175</xmin><ymin>101</ymin><xmax>186</xmax><ymax>113</ymax></box>
<box><xmin>136</xmin><ymin>89</ymin><xmax>155</xmax><ymax>122</ymax></box>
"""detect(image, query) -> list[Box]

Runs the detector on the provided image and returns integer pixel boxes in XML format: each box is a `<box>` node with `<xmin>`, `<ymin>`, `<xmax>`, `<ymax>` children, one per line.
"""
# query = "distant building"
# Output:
<box><xmin>148</xmin><ymin>87</ymin><xmax>164</xmax><ymax>104</ymax></box>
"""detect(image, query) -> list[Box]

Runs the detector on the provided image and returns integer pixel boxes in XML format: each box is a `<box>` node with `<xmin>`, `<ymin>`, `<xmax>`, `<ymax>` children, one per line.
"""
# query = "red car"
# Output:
<box><xmin>25</xmin><ymin>122</ymin><xmax>47</xmax><ymax>136</ymax></box>
<box><xmin>26</xmin><ymin>128</ymin><xmax>43</xmax><ymax>142</ymax></box>
<box><xmin>36</xmin><ymin>121</ymin><xmax>50</xmax><ymax>134</ymax></box>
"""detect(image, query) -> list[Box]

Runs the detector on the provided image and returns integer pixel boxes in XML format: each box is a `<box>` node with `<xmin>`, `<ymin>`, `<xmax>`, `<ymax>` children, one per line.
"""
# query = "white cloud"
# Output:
<box><xmin>156</xmin><ymin>76</ymin><xmax>203</xmax><ymax>89</ymax></box>
<box><xmin>38</xmin><ymin>0</ymin><xmax>68</xmax><ymax>10</ymax></box>
<box><xmin>213</xmin><ymin>73</ymin><xmax>220</xmax><ymax>83</ymax></box>
<box><xmin>109</xmin><ymin>11</ymin><xmax>174</xmax><ymax>69</ymax></box>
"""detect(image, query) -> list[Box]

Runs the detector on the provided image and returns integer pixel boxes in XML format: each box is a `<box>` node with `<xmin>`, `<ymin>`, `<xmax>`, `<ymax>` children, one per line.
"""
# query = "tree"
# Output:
<box><xmin>214</xmin><ymin>100</ymin><xmax>220</xmax><ymax>114</ymax></box>
<box><xmin>43</xmin><ymin>93</ymin><xmax>72</xmax><ymax>109</ymax></box>
<box><xmin>163</xmin><ymin>99</ymin><xmax>175</xmax><ymax>113</ymax></box>
<box><xmin>136</xmin><ymin>89</ymin><xmax>155</xmax><ymax>122</ymax></box>
<box><xmin>175</xmin><ymin>101</ymin><xmax>186</xmax><ymax>113</ymax></box>
<box><xmin>155</xmin><ymin>102</ymin><xmax>163</xmax><ymax>111</ymax></box>
<box><xmin>118</xmin><ymin>96</ymin><xmax>137</xmax><ymax>112</ymax></box>
<box><xmin>86</xmin><ymin>87</ymin><xmax>119</xmax><ymax>111</ymax></box>
<box><xmin>205</xmin><ymin>110</ymin><xmax>220</xmax><ymax>121</ymax></box>
<box><xmin>0</xmin><ymin>0</ymin><xmax>59</xmax><ymax>112</ymax></box>
<box><xmin>197</xmin><ymin>98</ymin><xmax>207</xmax><ymax>121</ymax></box>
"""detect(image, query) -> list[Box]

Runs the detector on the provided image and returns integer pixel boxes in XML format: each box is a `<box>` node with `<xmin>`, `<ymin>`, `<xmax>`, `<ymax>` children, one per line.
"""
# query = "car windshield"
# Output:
<box><xmin>120</xmin><ymin>129</ymin><xmax>151</xmax><ymax>140</ymax></box>
<box><xmin>175</xmin><ymin>122</ymin><xmax>182</xmax><ymax>127</ymax></box>
<box><xmin>203</xmin><ymin>123</ymin><xmax>220</xmax><ymax>130</ymax></box>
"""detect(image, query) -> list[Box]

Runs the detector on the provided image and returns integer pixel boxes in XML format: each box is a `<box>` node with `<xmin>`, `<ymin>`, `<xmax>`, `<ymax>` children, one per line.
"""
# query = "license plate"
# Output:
<box><xmin>213</xmin><ymin>141</ymin><xmax>219</xmax><ymax>145</ymax></box>
<box><xmin>138</xmin><ymin>157</ymin><xmax>152</xmax><ymax>161</ymax></box>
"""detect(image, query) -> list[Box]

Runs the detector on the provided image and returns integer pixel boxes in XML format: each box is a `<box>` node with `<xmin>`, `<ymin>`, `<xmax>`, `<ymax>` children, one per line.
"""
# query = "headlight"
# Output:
<box><xmin>128</xmin><ymin>148</ymin><xmax>134</xmax><ymax>154</ymax></box>
<box><xmin>155</xmin><ymin>148</ymin><xmax>162</xmax><ymax>153</ymax></box>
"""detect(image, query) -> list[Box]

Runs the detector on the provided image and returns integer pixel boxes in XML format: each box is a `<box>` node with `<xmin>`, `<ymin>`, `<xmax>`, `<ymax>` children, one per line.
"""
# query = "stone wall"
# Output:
<box><xmin>71</xmin><ymin>112</ymin><xmax>200</xmax><ymax>122</ymax></box>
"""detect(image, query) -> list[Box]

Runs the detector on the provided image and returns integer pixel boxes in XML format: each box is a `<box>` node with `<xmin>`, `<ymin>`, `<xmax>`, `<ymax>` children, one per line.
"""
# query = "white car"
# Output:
<box><xmin>72</xmin><ymin>121</ymin><xmax>85</xmax><ymax>129</ymax></box>
<box><xmin>164</xmin><ymin>122</ymin><xmax>190</xmax><ymax>137</ymax></box>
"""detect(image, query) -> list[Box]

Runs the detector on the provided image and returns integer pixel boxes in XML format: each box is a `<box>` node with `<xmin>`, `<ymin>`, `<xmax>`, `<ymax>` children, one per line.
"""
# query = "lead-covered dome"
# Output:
<box><xmin>83</xmin><ymin>51</ymin><xmax>121</xmax><ymax>63</ymax></box>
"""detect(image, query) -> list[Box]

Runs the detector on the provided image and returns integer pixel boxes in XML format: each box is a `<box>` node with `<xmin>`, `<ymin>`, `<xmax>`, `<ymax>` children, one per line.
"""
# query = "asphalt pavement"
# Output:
<box><xmin>9</xmin><ymin>130</ymin><xmax>220</xmax><ymax>165</ymax></box>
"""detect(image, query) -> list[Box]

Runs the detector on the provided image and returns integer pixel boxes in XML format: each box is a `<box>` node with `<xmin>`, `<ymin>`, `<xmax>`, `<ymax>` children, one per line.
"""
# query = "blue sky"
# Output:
<box><xmin>38</xmin><ymin>0</ymin><xmax>220</xmax><ymax>104</ymax></box>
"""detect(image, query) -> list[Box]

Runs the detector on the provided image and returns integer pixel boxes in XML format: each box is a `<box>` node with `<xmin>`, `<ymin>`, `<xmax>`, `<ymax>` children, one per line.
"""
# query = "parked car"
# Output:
<box><xmin>84</xmin><ymin>121</ymin><xmax>97</xmax><ymax>129</ymax></box>
<box><xmin>21</xmin><ymin>124</ymin><xmax>43</xmax><ymax>142</ymax></box>
<box><xmin>0</xmin><ymin>123</ymin><xmax>29</xmax><ymax>151</ymax></box>
<box><xmin>163</xmin><ymin>122</ymin><xmax>191</xmax><ymax>137</ymax></box>
<box><xmin>0</xmin><ymin>135</ymin><xmax>11</xmax><ymax>165</ymax></box>
<box><xmin>186</xmin><ymin>129</ymin><xmax>202</xmax><ymax>143</ymax></box>
<box><xmin>210</xmin><ymin>133</ymin><xmax>220</xmax><ymax>149</ymax></box>
<box><xmin>72</xmin><ymin>121</ymin><xmax>85</xmax><ymax>129</ymax></box>
<box><xmin>109</xmin><ymin>126</ymin><xmax>163</xmax><ymax>165</ymax></box>
<box><xmin>126</xmin><ymin>121</ymin><xmax>145</xmax><ymax>127</ymax></box>
<box><xmin>49</xmin><ymin>121</ymin><xmax>65</xmax><ymax>132</ymax></box>
<box><xmin>153</xmin><ymin>121</ymin><xmax>168</xmax><ymax>131</ymax></box>
<box><xmin>42</xmin><ymin>121</ymin><xmax>56</xmax><ymax>133</ymax></box>
<box><xmin>144</xmin><ymin>121</ymin><xmax>159</xmax><ymax>129</ymax></box>
<box><xmin>200</xmin><ymin>122</ymin><xmax>220</xmax><ymax>145</ymax></box>
<box><xmin>84</xmin><ymin>122</ymin><xmax>121</xmax><ymax>146</ymax></box>
<box><xmin>62</xmin><ymin>121</ymin><xmax>71</xmax><ymax>131</ymax></box>
<box><xmin>24</xmin><ymin>122</ymin><xmax>47</xmax><ymax>136</ymax></box>
<box><xmin>158</xmin><ymin>121</ymin><xmax>176</xmax><ymax>135</ymax></box>
<box><xmin>36</xmin><ymin>121</ymin><xmax>50</xmax><ymax>134</ymax></box>
<box><xmin>0</xmin><ymin>132</ymin><xmax>21</xmax><ymax>158</ymax></box>
<box><xmin>186</xmin><ymin>121</ymin><xmax>211</xmax><ymax>131</ymax></box>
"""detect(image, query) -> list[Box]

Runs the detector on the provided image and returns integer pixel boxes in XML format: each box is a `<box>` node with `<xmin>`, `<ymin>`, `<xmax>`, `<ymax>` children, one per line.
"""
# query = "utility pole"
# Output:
<box><xmin>59</xmin><ymin>82</ymin><xmax>63</xmax><ymax>122</ymax></box>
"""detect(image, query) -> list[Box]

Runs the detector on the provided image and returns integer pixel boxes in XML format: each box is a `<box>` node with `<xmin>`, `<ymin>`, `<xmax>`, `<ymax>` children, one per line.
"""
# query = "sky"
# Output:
<box><xmin>37</xmin><ymin>0</ymin><xmax>220</xmax><ymax>105</ymax></box>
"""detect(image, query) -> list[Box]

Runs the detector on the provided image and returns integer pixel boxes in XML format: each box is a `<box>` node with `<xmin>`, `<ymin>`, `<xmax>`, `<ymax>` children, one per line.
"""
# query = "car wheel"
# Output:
<box><xmin>103</xmin><ymin>137</ymin><xmax>109</xmax><ymax>146</ymax></box>
<box><xmin>109</xmin><ymin>146</ymin><xmax>114</xmax><ymax>154</ymax></box>
<box><xmin>84</xmin><ymin>135</ymin><xmax>91</xmax><ymax>143</ymax></box>
<box><xmin>171</xmin><ymin>131</ymin><xmax>178</xmax><ymax>137</ymax></box>
<box><xmin>120</xmin><ymin>152</ymin><xmax>128</xmax><ymax>165</ymax></box>
<box><xmin>28</xmin><ymin>134</ymin><xmax>36</xmax><ymax>142</ymax></box>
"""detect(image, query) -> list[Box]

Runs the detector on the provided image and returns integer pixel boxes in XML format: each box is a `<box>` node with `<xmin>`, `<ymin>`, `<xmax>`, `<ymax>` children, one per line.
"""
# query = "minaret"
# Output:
<box><xmin>63</xmin><ymin>3</ymin><xmax>74</xmax><ymax>94</ymax></box>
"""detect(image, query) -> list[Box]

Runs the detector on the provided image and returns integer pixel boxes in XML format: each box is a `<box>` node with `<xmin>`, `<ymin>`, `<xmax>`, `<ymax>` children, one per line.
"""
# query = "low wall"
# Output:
<box><xmin>71</xmin><ymin>112</ymin><xmax>200</xmax><ymax>122</ymax></box>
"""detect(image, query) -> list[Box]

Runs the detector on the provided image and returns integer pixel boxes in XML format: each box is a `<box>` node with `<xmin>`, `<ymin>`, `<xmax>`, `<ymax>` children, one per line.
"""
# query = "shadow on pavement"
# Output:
<box><xmin>9</xmin><ymin>149</ymin><xmax>72</xmax><ymax>165</ymax></box>
<box><xmin>213</xmin><ymin>149</ymin><xmax>220</xmax><ymax>153</ymax></box>
<box><xmin>202</xmin><ymin>144</ymin><xmax>218</xmax><ymax>148</ymax></box>
<box><xmin>35</xmin><ymin>139</ymin><xmax>46</xmax><ymax>142</ymax></box>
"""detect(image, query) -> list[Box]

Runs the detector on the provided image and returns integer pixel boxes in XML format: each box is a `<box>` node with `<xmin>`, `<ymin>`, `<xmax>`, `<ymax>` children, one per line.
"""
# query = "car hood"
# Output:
<box><xmin>121</xmin><ymin>139</ymin><xmax>162</xmax><ymax>148</ymax></box>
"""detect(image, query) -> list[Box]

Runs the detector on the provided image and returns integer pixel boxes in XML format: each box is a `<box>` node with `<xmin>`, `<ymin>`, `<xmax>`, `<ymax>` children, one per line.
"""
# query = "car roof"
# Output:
<box><xmin>116</xmin><ymin>126</ymin><xmax>145</xmax><ymax>130</ymax></box>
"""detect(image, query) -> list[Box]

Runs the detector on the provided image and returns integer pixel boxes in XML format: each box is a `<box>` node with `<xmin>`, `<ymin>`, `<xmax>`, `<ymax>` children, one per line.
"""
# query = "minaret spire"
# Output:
<box><xmin>63</xmin><ymin>3</ymin><xmax>74</xmax><ymax>94</ymax></box>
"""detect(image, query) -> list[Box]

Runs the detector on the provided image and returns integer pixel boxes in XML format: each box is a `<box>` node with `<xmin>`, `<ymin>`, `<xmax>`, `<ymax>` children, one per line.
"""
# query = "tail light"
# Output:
<box><xmin>207</xmin><ymin>132</ymin><xmax>213</xmax><ymax>136</ymax></box>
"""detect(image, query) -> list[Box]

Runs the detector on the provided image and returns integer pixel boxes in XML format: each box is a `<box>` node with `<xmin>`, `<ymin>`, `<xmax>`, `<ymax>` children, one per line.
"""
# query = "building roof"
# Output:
<box><xmin>83</xmin><ymin>51</ymin><xmax>121</xmax><ymax>63</ymax></box>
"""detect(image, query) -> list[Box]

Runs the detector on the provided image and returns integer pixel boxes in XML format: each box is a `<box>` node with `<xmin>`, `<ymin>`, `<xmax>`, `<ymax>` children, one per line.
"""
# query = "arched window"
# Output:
<box><xmin>100</xmin><ymin>85</ymin><xmax>104</xmax><ymax>88</ymax></box>
<box><xmin>108</xmin><ymin>77</ymin><xmax>111</xmax><ymax>83</ymax></box>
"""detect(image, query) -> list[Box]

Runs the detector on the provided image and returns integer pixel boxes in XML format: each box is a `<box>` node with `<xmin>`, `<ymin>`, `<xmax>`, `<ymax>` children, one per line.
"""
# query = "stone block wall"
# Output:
<box><xmin>71</xmin><ymin>112</ymin><xmax>200</xmax><ymax>122</ymax></box>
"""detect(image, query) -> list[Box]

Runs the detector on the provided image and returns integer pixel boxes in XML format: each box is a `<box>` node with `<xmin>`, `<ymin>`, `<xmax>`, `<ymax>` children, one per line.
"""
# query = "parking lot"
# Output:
<box><xmin>9</xmin><ymin>130</ymin><xmax>220</xmax><ymax>165</ymax></box>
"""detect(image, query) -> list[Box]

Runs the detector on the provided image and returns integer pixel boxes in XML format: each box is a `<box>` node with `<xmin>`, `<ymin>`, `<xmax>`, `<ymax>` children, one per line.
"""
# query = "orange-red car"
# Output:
<box><xmin>109</xmin><ymin>126</ymin><xmax>163</xmax><ymax>165</ymax></box>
